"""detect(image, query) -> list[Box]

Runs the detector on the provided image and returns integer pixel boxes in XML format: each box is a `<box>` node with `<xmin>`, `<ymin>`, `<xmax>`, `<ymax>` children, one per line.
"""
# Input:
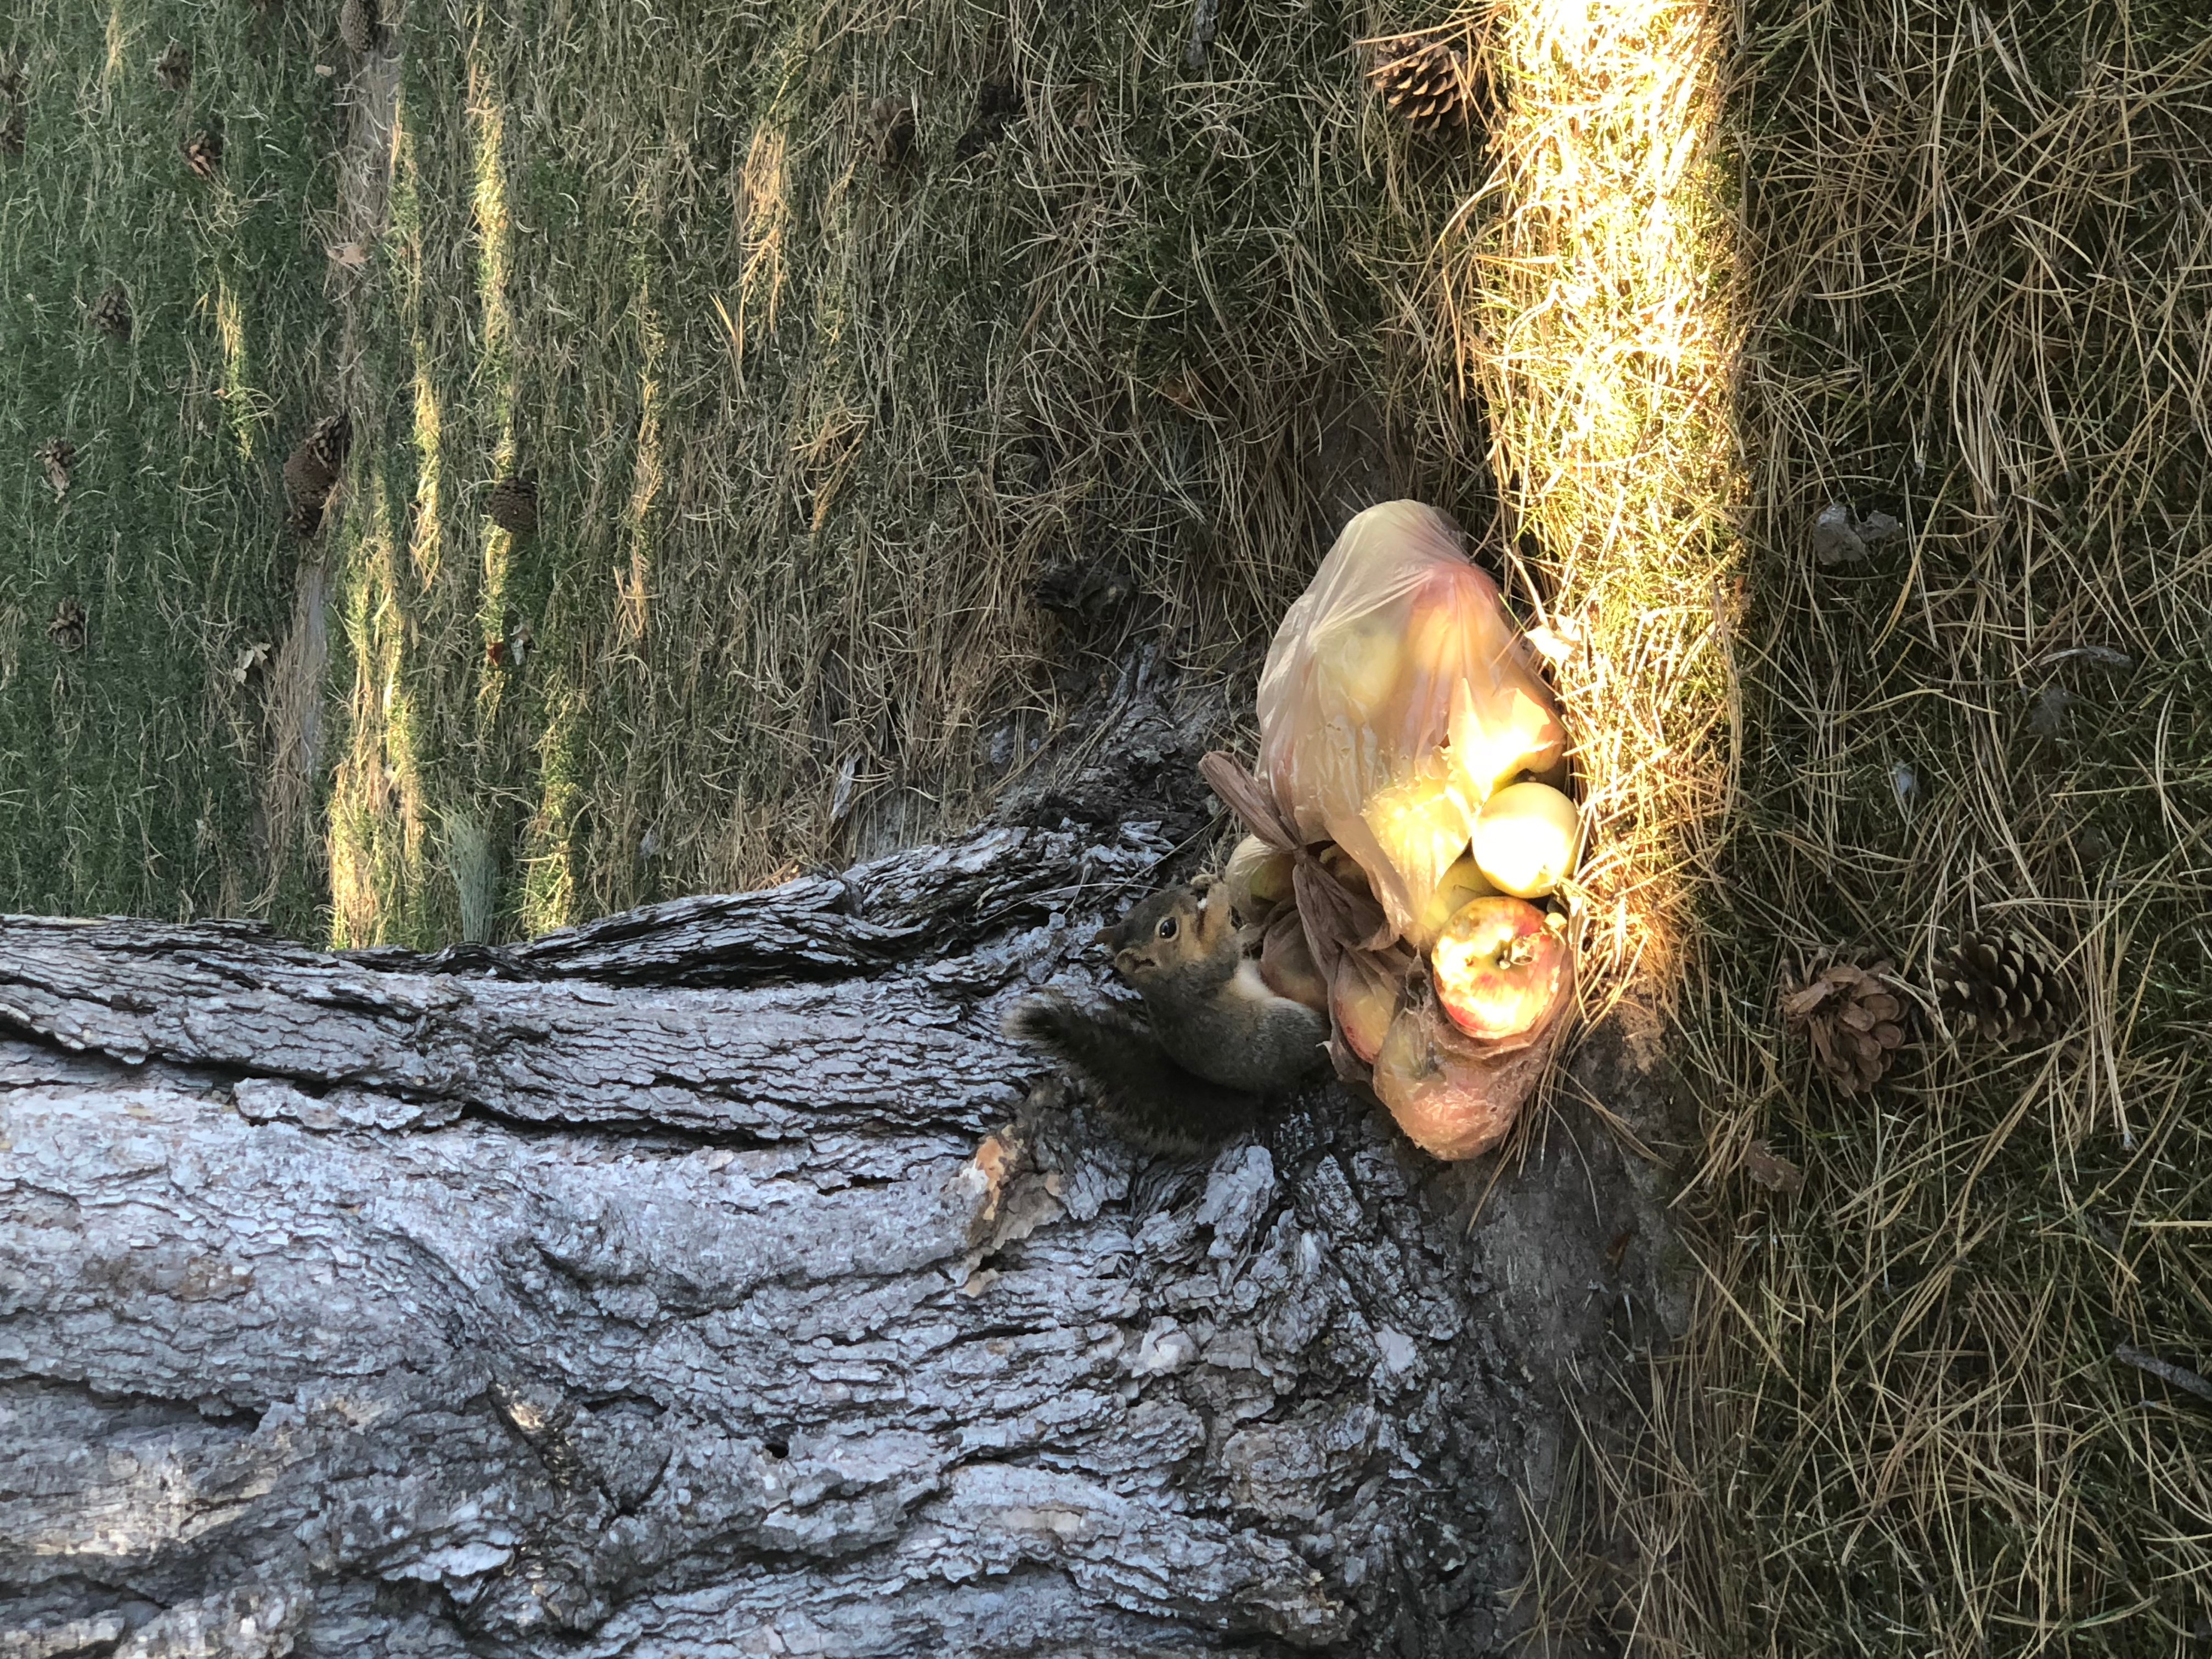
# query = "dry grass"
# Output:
<box><xmin>1450</xmin><ymin>0</ymin><xmax>2212</xmax><ymax>1650</ymax></box>
<box><xmin>1446</xmin><ymin>0</ymin><xmax>1740</xmax><ymax>1043</ymax></box>
<box><xmin>321</xmin><ymin>0</ymin><xmax>1503</xmax><ymax>947</ymax></box>
<box><xmin>0</xmin><ymin>0</ymin><xmax>340</xmax><ymax>930</ymax></box>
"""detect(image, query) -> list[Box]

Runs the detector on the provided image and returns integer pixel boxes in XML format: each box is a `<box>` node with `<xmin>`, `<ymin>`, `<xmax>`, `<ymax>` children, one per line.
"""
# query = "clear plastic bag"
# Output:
<box><xmin>1256</xmin><ymin>501</ymin><xmax>1567</xmax><ymax>943</ymax></box>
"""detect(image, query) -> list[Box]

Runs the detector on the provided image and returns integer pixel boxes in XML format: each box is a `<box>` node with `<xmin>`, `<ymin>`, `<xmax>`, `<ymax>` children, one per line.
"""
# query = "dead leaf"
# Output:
<box><xmin>1745</xmin><ymin>1138</ymin><xmax>1804</xmax><ymax>1197</ymax></box>
<box><xmin>1809</xmin><ymin>501</ymin><xmax>1902</xmax><ymax>567</ymax></box>
<box><xmin>328</xmin><ymin>240</ymin><xmax>370</xmax><ymax>269</ymax></box>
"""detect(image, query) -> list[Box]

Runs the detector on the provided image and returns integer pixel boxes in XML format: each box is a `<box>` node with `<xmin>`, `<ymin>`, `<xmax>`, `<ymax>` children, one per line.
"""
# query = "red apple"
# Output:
<box><xmin>1429</xmin><ymin>896</ymin><xmax>1568</xmax><ymax>1041</ymax></box>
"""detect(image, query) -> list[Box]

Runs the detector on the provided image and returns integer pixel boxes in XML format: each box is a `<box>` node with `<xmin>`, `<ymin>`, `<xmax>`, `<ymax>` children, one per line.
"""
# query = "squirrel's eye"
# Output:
<box><xmin>1156</xmin><ymin>916</ymin><xmax>1178</xmax><ymax>940</ymax></box>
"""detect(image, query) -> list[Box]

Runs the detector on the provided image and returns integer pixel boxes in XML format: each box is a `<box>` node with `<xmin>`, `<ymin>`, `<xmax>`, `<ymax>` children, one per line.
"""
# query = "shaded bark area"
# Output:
<box><xmin>0</xmin><ymin>821</ymin><xmax>1686</xmax><ymax>1658</ymax></box>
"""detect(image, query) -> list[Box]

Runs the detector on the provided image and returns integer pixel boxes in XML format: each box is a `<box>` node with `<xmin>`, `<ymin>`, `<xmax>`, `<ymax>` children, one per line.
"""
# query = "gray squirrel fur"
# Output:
<box><xmin>1006</xmin><ymin>881</ymin><xmax>1330</xmax><ymax>1151</ymax></box>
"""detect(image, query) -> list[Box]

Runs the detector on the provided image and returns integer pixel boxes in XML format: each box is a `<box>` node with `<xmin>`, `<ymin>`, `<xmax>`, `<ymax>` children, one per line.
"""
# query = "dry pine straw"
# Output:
<box><xmin>1453</xmin><ymin>0</ymin><xmax>2212</xmax><ymax>1651</ymax></box>
<box><xmin>318</xmin><ymin>0</ymin><xmax>1502</xmax><ymax>948</ymax></box>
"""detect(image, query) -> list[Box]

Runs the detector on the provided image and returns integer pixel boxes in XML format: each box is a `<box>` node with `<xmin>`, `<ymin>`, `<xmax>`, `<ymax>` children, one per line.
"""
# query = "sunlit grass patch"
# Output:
<box><xmin>1469</xmin><ymin>0</ymin><xmax>2212</xmax><ymax>1648</ymax></box>
<box><xmin>1448</xmin><ymin>0</ymin><xmax>1741</xmax><ymax>1035</ymax></box>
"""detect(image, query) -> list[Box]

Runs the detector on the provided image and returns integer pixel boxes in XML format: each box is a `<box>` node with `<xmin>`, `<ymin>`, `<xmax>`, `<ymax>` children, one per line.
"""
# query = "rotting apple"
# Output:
<box><xmin>1430</xmin><ymin>896</ymin><xmax>1569</xmax><ymax>1041</ymax></box>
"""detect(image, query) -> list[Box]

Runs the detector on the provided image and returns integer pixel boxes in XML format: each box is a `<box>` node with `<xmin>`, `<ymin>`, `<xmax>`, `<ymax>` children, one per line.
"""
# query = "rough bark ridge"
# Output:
<box><xmin>0</xmin><ymin>822</ymin><xmax>1685</xmax><ymax>1658</ymax></box>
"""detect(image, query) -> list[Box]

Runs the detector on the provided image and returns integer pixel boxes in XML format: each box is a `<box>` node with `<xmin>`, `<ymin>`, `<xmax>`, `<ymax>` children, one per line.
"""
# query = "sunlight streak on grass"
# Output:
<box><xmin>1448</xmin><ymin>0</ymin><xmax>1740</xmax><ymax>1039</ymax></box>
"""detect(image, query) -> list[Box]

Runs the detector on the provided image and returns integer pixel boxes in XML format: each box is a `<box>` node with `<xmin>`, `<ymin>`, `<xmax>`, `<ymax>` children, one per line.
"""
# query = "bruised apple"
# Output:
<box><xmin>1469</xmin><ymin>781</ymin><xmax>1579</xmax><ymax>900</ymax></box>
<box><xmin>1370</xmin><ymin>1000</ymin><xmax>1522</xmax><ymax>1160</ymax></box>
<box><xmin>1430</xmin><ymin>896</ymin><xmax>1568</xmax><ymax>1041</ymax></box>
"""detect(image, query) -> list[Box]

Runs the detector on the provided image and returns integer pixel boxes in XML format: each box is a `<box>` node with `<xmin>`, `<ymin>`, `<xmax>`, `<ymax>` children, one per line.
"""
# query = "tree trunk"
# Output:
<box><xmin>0</xmin><ymin>820</ymin><xmax>1686</xmax><ymax>1658</ymax></box>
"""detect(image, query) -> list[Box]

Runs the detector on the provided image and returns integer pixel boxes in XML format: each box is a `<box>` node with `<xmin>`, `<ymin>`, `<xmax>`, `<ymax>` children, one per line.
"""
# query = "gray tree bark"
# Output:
<box><xmin>0</xmin><ymin>820</ymin><xmax>1686</xmax><ymax>1659</ymax></box>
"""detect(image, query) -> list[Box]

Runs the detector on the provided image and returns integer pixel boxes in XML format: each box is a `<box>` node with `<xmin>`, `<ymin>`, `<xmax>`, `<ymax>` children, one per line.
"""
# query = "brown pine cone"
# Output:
<box><xmin>48</xmin><ymin>597</ymin><xmax>87</xmax><ymax>653</ymax></box>
<box><xmin>339</xmin><ymin>0</ymin><xmax>381</xmax><ymax>53</ymax></box>
<box><xmin>89</xmin><ymin>284</ymin><xmax>132</xmax><ymax>339</ymax></box>
<box><xmin>184</xmin><ymin>129</ymin><xmax>223</xmax><ymax>179</ymax></box>
<box><xmin>155</xmin><ymin>42</ymin><xmax>193</xmax><ymax>92</ymax></box>
<box><xmin>487</xmin><ymin>472</ymin><xmax>538</xmax><ymax>534</ymax></box>
<box><xmin>283</xmin><ymin>413</ymin><xmax>351</xmax><ymax>507</ymax></box>
<box><xmin>1782</xmin><ymin>958</ymin><xmax>1908</xmax><ymax>1092</ymax></box>
<box><xmin>1364</xmin><ymin>37</ymin><xmax>1486</xmax><ymax>134</ymax></box>
<box><xmin>1935</xmin><ymin>932</ymin><xmax>2077</xmax><ymax>1044</ymax></box>
<box><xmin>36</xmin><ymin>437</ymin><xmax>75</xmax><ymax>500</ymax></box>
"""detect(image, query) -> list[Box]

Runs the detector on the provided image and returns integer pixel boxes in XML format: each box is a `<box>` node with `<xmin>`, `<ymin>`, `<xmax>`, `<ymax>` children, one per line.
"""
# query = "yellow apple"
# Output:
<box><xmin>1330</xmin><ymin>956</ymin><xmax>1403</xmax><ymax>1062</ymax></box>
<box><xmin>1469</xmin><ymin>781</ymin><xmax>1579</xmax><ymax>900</ymax></box>
<box><xmin>1409</xmin><ymin>850</ymin><xmax>1497</xmax><ymax>950</ymax></box>
<box><xmin>1223</xmin><ymin>835</ymin><xmax>1294</xmax><ymax>925</ymax></box>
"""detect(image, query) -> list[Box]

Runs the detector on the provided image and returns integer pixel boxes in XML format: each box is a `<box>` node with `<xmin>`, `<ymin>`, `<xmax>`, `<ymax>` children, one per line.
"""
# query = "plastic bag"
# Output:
<box><xmin>1256</xmin><ymin>501</ymin><xmax>1567</xmax><ymax>944</ymax></box>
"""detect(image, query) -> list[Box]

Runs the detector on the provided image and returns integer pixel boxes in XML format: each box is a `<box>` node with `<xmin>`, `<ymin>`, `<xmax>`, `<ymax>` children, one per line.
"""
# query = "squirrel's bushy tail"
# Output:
<box><xmin>1003</xmin><ymin>991</ymin><xmax>1260</xmax><ymax>1154</ymax></box>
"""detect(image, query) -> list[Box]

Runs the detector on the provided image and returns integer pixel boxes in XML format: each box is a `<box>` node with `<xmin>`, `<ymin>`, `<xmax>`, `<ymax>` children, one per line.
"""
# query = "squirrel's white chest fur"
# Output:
<box><xmin>1226</xmin><ymin>955</ymin><xmax>1280</xmax><ymax>1005</ymax></box>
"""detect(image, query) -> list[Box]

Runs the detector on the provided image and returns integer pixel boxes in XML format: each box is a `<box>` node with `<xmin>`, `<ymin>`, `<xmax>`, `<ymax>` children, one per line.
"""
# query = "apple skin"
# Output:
<box><xmin>1330</xmin><ymin>957</ymin><xmax>1402</xmax><ymax>1062</ymax></box>
<box><xmin>1469</xmin><ymin>781</ymin><xmax>1580</xmax><ymax>900</ymax></box>
<box><xmin>1408</xmin><ymin>850</ymin><xmax>1497</xmax><ymax>950</ymax></box>
<box><xmin>1373</xmin><ymin>1001</ymin><xmax>1519</xmax><ymax>1160</ymax></box>
<box><xmin>1429</xmin><ymin>896</ymin><xmax>1568</xmax><ymax>1041</ymax></box>
<box><xmin>1224</xmin><ymin>834</ymin><xmax>1294</xmax><ymax>924</ymax></box>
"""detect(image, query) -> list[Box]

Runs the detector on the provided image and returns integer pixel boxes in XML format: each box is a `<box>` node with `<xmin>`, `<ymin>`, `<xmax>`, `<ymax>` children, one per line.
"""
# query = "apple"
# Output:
<box><xmin>1469</xmin><ymin>781</ymin><xmax>1579</xmax><ymax>900</ymax></box>
<box><xmin>1312</xmin><ymin>612</ymin><xmax>1405</xmax><ymax>720</ymax></box>
<box><xmin>1223</xmin><ymin>834</ymin><xmax>1294</xmax><ymax>925</ymax></box>
<box><xmin>1370</xmin><ymin>998</ymin><xmax>1536</xmax><ymax>1161</ymax></box>
<box><xmin>1430</xmin><ymin>896</ymin><xmax>1569</xmax><ymax>1041</ymax></box>
<box><xmin>1317</xmin><ymin>842</ymin><xmax>1374</xmax><ymax>899</ymax></box>
<box><xmin>1259</xmin><ymin>910</ymin><xmax>1331</xmax><ymax>1014</ymax></box>
<box><xmin>1408</xmin><ymin>850</ymin><xmax>1497</xmax><ymax>950</ymax></box>
<box><xmin>1358</xmin><ymin>758</ymin><xmax>1480</xmax><ymax>926</ymax></box>
<box><xmin>1329</xmin><ymin>954</ymin><xmax>1404</xmax><ymax>1062</ymax></box>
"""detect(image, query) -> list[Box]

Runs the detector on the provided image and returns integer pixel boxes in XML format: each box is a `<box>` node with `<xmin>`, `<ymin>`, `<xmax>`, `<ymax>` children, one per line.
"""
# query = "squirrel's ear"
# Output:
<box><xmin>1090</xmin><ymin>924</ymin><xmax>1116</xmax><ymax>951</ymax></box>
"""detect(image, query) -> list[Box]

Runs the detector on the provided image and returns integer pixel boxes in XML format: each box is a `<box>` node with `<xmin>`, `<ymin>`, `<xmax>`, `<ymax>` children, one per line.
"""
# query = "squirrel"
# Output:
<box><xmin>1005</xmin><ymin>878</ymin><xmax>1330</xmax><ymax>1154</ymax></box>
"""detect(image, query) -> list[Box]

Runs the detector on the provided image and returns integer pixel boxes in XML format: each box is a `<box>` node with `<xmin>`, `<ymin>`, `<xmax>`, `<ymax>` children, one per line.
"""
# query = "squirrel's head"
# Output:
<box><xmin>1098</xmin><ymin>880</ymin><xmax>1227</xmax><ymax>987</ymax></box>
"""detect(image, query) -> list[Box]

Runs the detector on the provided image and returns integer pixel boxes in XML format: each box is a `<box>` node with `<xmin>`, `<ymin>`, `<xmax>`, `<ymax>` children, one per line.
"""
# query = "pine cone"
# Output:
<box><xmin>1782</xmin><ymin>958</ymin><xmax>1908</xmax><ymax>1092</ymax></box>
<box><xmin>48</xmin><ymin>597</ymin><xmax>87</xmax><ymax>653</ymax></box>
<box><xmin>487</xmin><ymin>472</ymin><xmax>538</xmax><ymax>534</ymax></box>
<box><xmin>89</xmin><ymin>284</ymin><xmax>132</xmax><ymax>339</ymax></box>
<box><xmin>36</xmin><ymin>437</ymin><xmax>75</xmax><ymax>500</ymax></box>
<box><xmin>1935</xmin><ymin>932</ymin><xmax>2077</xmax><ymax>1044</ymax></box>
<box><xmin>283</xmin><ymin>412</ymin><xmax>350</xmax><ymax>502</ymax></box>
<box><xmin>155</xmin><ymin>42</ymin><xmax>193</xmax><ymax>92</ymax></box>
<box><xmin>184</xmin><ymin>129</ymin><xmax>223</xmax><ymax>180</ymax></box>
<box><xmin>1364</xmin><ymin>37</ymin><xmax>1486</xmax><ymax>134</ymax></box>
<box><xmin>339</xmin><ymin>0</ymin><xmax>381</xmax><ymax>53</ymax></box>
